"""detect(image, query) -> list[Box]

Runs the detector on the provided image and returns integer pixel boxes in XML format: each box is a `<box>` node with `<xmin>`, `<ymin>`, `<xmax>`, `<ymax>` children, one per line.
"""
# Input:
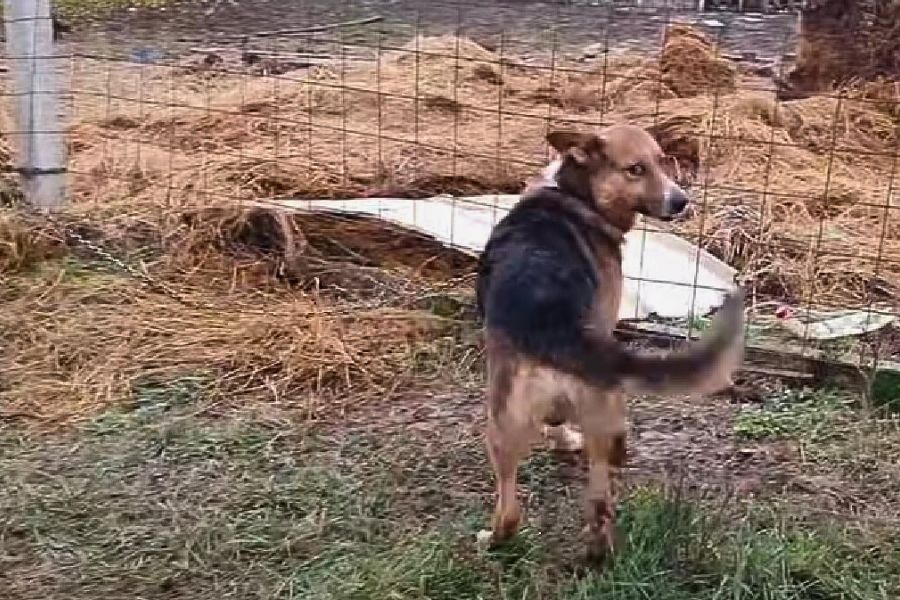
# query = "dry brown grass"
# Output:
<box><xmin>659</xmin><ymin>24</ymin><xmax>737</xmax><ymax>98</ymax></box>
<box><xmin>0</xmin><ymin>201</ymin><xmax>479</xmax><ymax>425</ymax></box>
<box><xmin>67</xmin><ymin>31</ymin><xmax>899</xmax><ymax>305</ymax></box>
<box><xmin>0</xmin><ymin>268</ymin><xmax>457</xmax><ymax>424</ymax></box>
<box><xmin>3</xmin><ymin>27</ymin><xmax>898</xmax><ymax>424</ymax></box>
<box><xmin>0</xmin><ymin>209</ymin><xmax>66</xmax><ymax>276</ymax></box>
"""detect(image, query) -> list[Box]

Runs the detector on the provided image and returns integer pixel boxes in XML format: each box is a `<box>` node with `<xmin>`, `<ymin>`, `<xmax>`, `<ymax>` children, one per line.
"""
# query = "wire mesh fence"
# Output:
<box><xmin>1</xmin><ymin>0</ymin><xmax>898</xmax><ymax>423</ymax></box>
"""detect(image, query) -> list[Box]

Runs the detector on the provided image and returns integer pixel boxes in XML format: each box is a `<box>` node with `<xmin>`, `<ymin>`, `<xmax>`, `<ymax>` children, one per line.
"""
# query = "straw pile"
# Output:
<box><xmin>659</xmin><ymin>24</ymin><xmax>737</xmax><ymax>98</ymax></box>
<box><xmin>0</xmin><ymin>268</ymin><xmax>463</xmax><ymax>424</ymax></box>
<box><xmin>69</xmin><ymin>29</ymin><xmax>894</xmax><ymax>305</ymax></box>
<box><xmin>4</xmin><ymin>25</ymin><xmax>899</xmax><ymax>424</ymax></box>
<box><xmin>0</xmin><ymin>198</ymin><xmax>477</xmax><ymax>425</ymax></box>
<box><xmin>602</xmin><ymin>24</ymin><xmax>736</xmax><ymax>107</ymax></box>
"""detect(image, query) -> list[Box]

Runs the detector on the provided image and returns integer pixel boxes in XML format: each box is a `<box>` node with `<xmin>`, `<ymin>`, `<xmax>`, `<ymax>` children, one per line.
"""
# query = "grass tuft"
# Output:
<box><xmin>733</xmin><ymin>388</ymin><xmax>851</xmax><ymax>442</ymax></box>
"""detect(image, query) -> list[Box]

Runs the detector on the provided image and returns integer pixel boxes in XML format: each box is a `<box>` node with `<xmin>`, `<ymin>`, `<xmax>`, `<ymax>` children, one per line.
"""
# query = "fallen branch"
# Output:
<box><xmin>222</xmin><ymin>16</ymin><xmax>384</xmax><ymax>40</ymax></box>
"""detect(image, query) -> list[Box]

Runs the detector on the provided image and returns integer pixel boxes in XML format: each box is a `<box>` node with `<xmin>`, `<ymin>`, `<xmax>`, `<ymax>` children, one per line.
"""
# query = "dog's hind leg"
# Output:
<box><xmin>482</xmin><ymin>415</ymin><xmax>532</xmax><ymax>546</ymax></box>
<box><xmin>580</xmin><ymin>388</ymin><xmax>627</xmax><ymax>564</ymax></box>
<box><xmin>478</xmin><ymin>357</ymin><xmax>542</xmax><ymax>548</ymax></box>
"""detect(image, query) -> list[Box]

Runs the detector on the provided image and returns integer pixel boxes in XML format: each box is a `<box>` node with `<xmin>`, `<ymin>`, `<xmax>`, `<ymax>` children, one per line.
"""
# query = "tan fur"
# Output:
<box><xmin>484</xmin><ymin>354</ymin><xmax>628</xmax><ymax>561</ymax></box>
<box><xmin>481</xmin><ymin>124</ymin><xmax>742</xmax><ymax>563</ymax></box>
<box><xmin>547</xmin><ymin>124</ymin><xmax>680</xmax><ymax>234</ymax></box>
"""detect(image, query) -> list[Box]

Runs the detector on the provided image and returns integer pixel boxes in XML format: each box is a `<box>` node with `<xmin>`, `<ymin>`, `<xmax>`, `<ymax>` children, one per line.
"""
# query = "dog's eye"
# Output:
<box><xmin>626</xmin><ymin>163</ymin><xmax>645</xmax><ymax>177</ymax></box>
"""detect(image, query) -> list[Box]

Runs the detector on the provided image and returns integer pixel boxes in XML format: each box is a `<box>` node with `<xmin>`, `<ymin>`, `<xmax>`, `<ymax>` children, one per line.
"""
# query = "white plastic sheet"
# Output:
<box><xmin>276</xmin><ymin>194</ymin><xmax>737</xmax><ymax>320</ymax></box>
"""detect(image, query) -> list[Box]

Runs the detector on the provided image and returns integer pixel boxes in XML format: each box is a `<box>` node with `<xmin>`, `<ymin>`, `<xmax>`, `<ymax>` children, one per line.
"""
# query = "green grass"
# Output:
<box><xmin>54</xmin><ymin>0</ymin><xmax>174</xmax><ymax>19</ymax></box>
<box><xmin>733</xmin><ymin>388</ymin><xmax>851</xmax><ymax>442</ymax></box>
<box><xmin>2</xmin><ymin>393</ymin><xmax>898</xmax><ymax>600</ymax></box>
<box><xmin>872</xmin><ymin>369</ymin><xmax>900</xmax><ymax>413</ymax></box>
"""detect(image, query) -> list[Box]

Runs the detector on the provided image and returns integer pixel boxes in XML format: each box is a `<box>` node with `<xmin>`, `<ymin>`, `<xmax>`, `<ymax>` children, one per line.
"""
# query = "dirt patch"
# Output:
<box><xmin>309</xmin><ymin>378</ymin><xmax>900</xmax><ymax>528</ymax></box>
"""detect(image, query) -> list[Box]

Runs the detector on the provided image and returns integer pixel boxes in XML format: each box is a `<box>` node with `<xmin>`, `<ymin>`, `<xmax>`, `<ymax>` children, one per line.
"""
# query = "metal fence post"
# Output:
<box><xmin>3</xmin><ymin>0</ymin><xmax>66</xmax><ymax>212</ymax></box>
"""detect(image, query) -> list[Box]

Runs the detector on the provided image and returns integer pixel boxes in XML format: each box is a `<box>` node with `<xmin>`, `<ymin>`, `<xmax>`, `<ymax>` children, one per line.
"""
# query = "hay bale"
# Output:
<box><xmin>603</xmin><ymin>26</ymin><xmax>735</xmax><ymax>106</ymax></box>
<box><xmin>659</xmin><ymin>24</ymin><xmax>737</xmax><ymax>97</ymax></box>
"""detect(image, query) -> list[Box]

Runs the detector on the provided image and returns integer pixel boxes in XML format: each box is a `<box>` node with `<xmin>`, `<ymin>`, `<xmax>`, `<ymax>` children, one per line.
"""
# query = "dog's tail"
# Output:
<box><xmin>565</xmin><ymin>291</ymin><xmax>745</xmax><ymax>395</ymax></box>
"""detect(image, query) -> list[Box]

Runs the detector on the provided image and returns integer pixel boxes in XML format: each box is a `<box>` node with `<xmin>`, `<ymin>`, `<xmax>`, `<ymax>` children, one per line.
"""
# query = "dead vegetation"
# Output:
<box><xmin>0</xmin><ymin>210</ymin><xmax>65</xmax><ymax>276</ymax></box>
<box><xmin>68</xmin><ymin>29</ymin><xmax>900</xmax><ymax>305</ymax></box>
<box><xmin>1</xmin><ymin>25</ymin><xmax>898</xmax><ymax>424</ymax></box>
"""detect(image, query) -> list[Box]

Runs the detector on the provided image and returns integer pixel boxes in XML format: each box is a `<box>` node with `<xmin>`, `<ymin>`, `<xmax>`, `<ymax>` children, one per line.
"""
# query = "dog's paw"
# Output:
<box><xmin>475</xmin><ymin>529</ymin><xmax>495</xmax><ymax>550</ymax></box>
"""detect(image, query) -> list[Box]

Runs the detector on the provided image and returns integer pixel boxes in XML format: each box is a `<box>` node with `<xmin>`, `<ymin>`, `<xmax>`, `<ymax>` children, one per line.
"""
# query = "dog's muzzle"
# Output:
<box><xmin>661</xmin><ymin>184</ymin><xmax>689</xmax><ymax>220</ymax></box>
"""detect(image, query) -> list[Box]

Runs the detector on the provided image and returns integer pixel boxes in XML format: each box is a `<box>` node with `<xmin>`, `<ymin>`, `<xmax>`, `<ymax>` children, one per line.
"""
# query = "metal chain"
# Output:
<box><xmin>35</xmin><ymin>209</ymin><xmax>208</xmax><ymax>309</ymax></box>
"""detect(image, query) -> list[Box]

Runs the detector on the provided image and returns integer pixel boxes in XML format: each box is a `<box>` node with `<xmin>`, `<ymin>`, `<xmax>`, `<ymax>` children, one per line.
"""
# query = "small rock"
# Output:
<box><xmin>640</xmin><ymin>431</ymin><xmax>670</xmax><ymax>442</ymax></box>
<box><xmin>130</xmin><ymin>48</ymin><xmax>163</xmax><ymax>65</ymax></box>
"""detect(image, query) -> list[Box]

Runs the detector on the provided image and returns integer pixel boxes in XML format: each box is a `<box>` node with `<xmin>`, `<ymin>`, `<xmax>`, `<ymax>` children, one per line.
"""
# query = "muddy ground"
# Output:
<box><xmin>59</xmin><ymin>0</ymin><xmax>797</xmax><ymax>65</ymax></box>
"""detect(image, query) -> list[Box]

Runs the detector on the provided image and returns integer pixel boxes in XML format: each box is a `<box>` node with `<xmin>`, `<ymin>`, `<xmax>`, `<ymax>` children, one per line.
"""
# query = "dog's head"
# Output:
<box><xmin>545</xmin><ymin>124</ymin><xmax>688</xmax><ymax>230</ymax></box>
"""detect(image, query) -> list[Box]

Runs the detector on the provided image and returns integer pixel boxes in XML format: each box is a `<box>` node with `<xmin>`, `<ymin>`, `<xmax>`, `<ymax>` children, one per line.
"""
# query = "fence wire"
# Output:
<box><xmin>2</xmin><ymin>0</ymin><xmax>898</xmax><ymax>420</ymax></box>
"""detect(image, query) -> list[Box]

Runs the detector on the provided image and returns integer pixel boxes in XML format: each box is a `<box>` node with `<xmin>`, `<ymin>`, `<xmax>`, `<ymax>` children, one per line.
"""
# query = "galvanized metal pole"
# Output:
<box><xmin>3</xmin><ymin>0</ymin><xmax>66</xmax><ymax>212</ymax></box>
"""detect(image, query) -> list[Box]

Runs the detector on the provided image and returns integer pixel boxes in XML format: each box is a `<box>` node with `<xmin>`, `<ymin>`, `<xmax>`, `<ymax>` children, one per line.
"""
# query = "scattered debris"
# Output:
<box><xmin>581</xmin><ymin>42</ymin><xmax>607</xmax><ymax>60</ymax></box>
<box><xmin>775</xmin><ymin>307</ymin><xmax>897</xmax><ymax>340</ymax></box>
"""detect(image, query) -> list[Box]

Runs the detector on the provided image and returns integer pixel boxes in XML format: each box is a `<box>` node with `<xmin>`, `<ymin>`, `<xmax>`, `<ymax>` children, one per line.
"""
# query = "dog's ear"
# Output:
<box><xmin>546</xmin><ymin>130</ymin><xmax>604</xmax><ymax>165</ymax></box>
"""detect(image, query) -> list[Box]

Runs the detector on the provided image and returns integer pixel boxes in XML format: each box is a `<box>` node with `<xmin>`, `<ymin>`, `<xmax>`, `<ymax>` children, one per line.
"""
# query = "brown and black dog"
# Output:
<box><xmin>475</xmin><ymin>124</ymin><xmax>745</xmax><ymax>561</ymax></box>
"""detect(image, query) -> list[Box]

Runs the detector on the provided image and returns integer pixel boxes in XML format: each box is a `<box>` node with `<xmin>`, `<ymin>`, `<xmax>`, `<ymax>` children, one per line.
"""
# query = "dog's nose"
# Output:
<box><xmin>665</xmin><ymin>186</ymin><xmax>689</xmax><ymax>217</ymax></box>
